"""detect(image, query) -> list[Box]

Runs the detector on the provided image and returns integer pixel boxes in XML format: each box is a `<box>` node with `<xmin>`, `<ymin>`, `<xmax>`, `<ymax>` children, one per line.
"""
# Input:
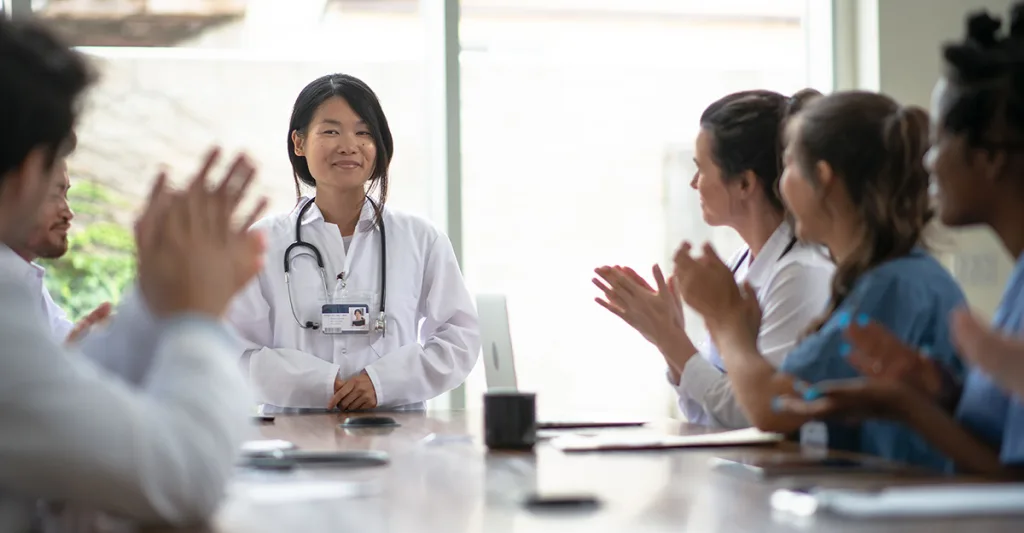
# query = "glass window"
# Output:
<box><xmin>35</xmin><ymin>0</ymin><xmax>436</xmax><ymax>319</ymax></box>
<box><xmin>459</xmin><ymin>0</ymin><xmax>832</xmax><ymax>419</ymax></box>
<box><xmin>27</xmin><ymin>0</ymin><xmax>832</xmax><ymax>420</ymax></box>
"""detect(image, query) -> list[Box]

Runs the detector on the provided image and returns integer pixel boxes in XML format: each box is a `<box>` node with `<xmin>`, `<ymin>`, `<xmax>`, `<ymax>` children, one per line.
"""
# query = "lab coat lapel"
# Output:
<box><xmin>742</xmin><ymin>222</ymin><xmax>794</xmax><ymax>297</ymax></box>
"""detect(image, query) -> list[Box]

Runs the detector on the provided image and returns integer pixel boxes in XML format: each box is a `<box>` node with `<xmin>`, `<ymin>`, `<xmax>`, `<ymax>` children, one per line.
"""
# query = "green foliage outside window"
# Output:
<box><xmin>41</xmin><ymin>180</ymin><xmax>136</xmax><ymax>322</ymax></box>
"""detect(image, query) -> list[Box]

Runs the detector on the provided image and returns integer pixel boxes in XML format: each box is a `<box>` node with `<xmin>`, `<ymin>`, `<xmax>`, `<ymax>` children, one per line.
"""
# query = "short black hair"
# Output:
<box><xmin>287</xmin><ymin>74</ymin><xmax>394</xmax><ymax>227</ymax></box>
<box><xmin>939</xmin><ymin>2</ymin><xmax>1024</xmax><ymax>148</ymax></box>
<box><xmin>699</xmin><ymin>88</ymin><xmax>822</xmax><ymax>212</ymax></box>
<box><xmin>0</xmin><ymin>17</ymin><xmax>93</xmax><ymax>182</ymax></box>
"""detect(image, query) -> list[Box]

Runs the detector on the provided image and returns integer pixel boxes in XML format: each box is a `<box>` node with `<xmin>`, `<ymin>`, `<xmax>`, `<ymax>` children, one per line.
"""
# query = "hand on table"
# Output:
<box><xmin>331</xmin><ymin>371</ymin><xmax>378</xmax><ymax>411</ymax></box>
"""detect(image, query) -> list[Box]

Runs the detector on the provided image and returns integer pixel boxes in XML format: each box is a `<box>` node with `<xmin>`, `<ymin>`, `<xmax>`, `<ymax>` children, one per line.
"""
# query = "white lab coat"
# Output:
<box><xmin>0</xmin><ymin>245</ymin><xmax>254</xmax><ymax>531</ymax></box>
<box><xmin>227</xmin><ymin>197</ymin><xmax>480</xmax><ymax>410</ymax></box>
<box><xmin>668</xmin><ymin>222</ymin><xmax>835</xmax><ymax>428</ymax></box>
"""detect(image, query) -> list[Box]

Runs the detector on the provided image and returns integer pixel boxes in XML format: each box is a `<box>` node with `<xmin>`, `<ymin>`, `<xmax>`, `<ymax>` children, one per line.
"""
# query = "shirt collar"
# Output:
<box><xmin>744</xmin><ymin>221</ymin><xmax>795</xmax><ymax>286</ymax></box>
<box><xmin>0</xmin><ymin>245</ymin><xmax>41</xmax><ymax>283</ymax></box>
<box><xmin>294</xmin><ymin>196</ymin><xmax>378</xmax><ymax>232</ymax></box>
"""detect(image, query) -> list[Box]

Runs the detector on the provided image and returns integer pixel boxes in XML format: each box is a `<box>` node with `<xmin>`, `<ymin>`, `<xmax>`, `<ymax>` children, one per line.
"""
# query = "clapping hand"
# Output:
<box><xmin>134</xmin><ymin>148</ymin><xmax>268</xmax><ymax>319</ymax></box>
<box><xmin>672</xmin><ymin>242</ymin><xmax>761</xmax><ymax>342</ymax></box>
<box><xmin>839</xmin><ymin>314</ymin><xmax>943</xmax><ymax>398</ymax></box>
<box><xmin>952</xmin><ymin>307</ymin><xmax>1024</xmax><ymax>399</ymax></box>
<box><xmin>64</xmin><ymin>302</ymin><xmax>113</xmax><ymax>345</ymax></box>
<box><xmin>593</xmin><ymin>264</ymin><xmax>684</xmax><ymax>346</ymax></box>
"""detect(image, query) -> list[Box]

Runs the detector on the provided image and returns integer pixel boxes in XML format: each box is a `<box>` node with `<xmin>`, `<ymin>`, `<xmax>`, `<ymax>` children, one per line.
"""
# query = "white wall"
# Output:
<box><xmin>834</xmin><ymin>0</ymin><xmax>1018</xmax><ymax>318</ymax></box>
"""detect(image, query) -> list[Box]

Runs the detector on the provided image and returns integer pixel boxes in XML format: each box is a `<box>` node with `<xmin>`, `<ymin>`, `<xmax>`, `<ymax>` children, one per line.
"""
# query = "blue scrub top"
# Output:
<box><xmin>780</xmin><ymin>248</ymin><xmax>967</xmax><ymax>470</ymax></box>
<box><xmin>955</xmin><ymin>253</ymin><xmax>1024</xmax><ymax>466</ymax></box>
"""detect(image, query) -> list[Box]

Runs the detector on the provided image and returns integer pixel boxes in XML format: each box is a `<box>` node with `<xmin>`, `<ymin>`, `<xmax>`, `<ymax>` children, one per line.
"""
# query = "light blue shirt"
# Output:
<box><xmin>780</xmin><ymin>248</ymin><xmax>967</xmax><ymax>470</ymax></box>
<box><xmin>956</xmin><ymin>253</ymin><xmax>1024</xmax><ymax>466</ymax></box>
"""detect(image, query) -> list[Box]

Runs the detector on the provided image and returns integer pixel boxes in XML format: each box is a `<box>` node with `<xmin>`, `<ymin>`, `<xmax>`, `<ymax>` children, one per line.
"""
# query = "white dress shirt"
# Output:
<box><xmin>669</xmin><ymin>222</ymin><xmax>835</xmax><ymax>428</ymax></box>
<box><xmin>227</xmin><ymin>197</ymin><xmax>480</xmax><ymax>410</ymax></box>
<box><xmin>22</xmin><ymin>261</ymin><xmax>75</xmax><ymax>342</ymax></box>
<box><xmin>0</xmin><ymin>245</ymin><xmax>254</xmax><ymax>531</ymax></box>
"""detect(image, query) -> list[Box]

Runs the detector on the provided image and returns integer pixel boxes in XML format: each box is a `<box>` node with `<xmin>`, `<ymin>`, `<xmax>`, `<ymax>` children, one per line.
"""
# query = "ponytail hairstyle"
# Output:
<box><xmin>699</xmin><ymin>88</ymin><xmax>823</xmax><ymax>213</ymax></box>
<box><xmin>940</xmin><ymin>3</ymin><xmax>1024</xmax><ymax>152</ymax></box>
<box><xmin>794</xmin><ymin>92</ymin><xmax>932</xmax><ymax>333</ymax></box>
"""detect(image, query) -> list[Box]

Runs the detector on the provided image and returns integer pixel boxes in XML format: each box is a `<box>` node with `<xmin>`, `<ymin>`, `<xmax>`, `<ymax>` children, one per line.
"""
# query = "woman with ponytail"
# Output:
<box><xmin>593</xmin><ymin>89</ymin><xmax>835</xmax><ymax>429</ymax></box>
<box><xmin>774</xmin><ymin>3</ymin><xmax>1024</xmax><ymax>479</ymax></box>
<box><xmin>670</xmin><ymin>89</ymin><xmax>968</xmax><ymax>470</ymax></box>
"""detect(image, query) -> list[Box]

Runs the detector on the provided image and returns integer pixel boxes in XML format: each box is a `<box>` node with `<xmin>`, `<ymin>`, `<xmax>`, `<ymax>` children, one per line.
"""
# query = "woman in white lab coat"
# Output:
<box><xmin>593</xmin><ymin>89</ymin><xmax>835</xmax><ymax>428</ymax></box>
<box><xmin>228</xmin><ymin>73</ymin><xmax>480</xmax><ymax>410</ymax></box>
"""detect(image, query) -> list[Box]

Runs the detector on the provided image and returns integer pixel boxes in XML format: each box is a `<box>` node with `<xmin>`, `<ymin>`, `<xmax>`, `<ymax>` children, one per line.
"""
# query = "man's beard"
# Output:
<box><xmin>35</xmin><ymin>237</ymin><xmax>68</xmax><ymax>260</ymax></box>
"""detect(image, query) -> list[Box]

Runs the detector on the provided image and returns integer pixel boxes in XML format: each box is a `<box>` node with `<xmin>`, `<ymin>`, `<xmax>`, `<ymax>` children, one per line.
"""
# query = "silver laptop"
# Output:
<box><xmin>475</xmin><ymin>294</ymin><xmax>645</xmax><ymax>430</ymax></box>
<box><xmin>477</xmin><ymin>293</ymin><xmax>520</xmax><ymax>391</ymax></box>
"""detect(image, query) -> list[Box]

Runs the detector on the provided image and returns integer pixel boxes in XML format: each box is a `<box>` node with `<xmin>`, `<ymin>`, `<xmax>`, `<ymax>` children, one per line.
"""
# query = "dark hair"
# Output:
<box><xmin>794</xmin><ymin>92</ymin><xmax>932</xmax><ymax>332</ymax></box>
<box><xmin>699</xmin><ymin>88</ymin><xmax>822</xmax><ymax>212</ymax></box>
<box><xmin>59</xmin><ymin>130</ymin><xmax>78</xmax><ymax>157</ymax></box>
<box><xmin>0</xmin><ymin>18</ymin><xmax>93</xmax><ymax>183</ymax></box>
<box><xmin>287</xmin><ymin>73</ymin><xmax>394</xmax><ymax>226</ymax></box>
<box><xmin>938</xmin><ymin>3</ymin><xmax>1024</xmax><ymax>150</ymax></box>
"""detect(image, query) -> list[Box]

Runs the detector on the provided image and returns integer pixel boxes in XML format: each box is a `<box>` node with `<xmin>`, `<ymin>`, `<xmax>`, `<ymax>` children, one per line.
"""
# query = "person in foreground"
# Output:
<box><xmin>671</xmin><ymin>89</ymin><xmax>969</xmax><ymax>470</ymax></box>
<box><xmin>9</xmin><ymin>132</ymin><xmax>111</xmax><ymax>344</ymax></box>
<box><xmin>0</xmin><ymin>17</ymin><xmax>267</xmax><ymax>529</ymax></box>
<box><xmin>227</xmin><ymin>74</ymin><xmax>479</xmax><ymax>411</ymax></box>
<box><xmin>776</xmin><ymin>5</ymin><xmax>1024</xmax><ymax>478</ymax></box>
<box><xmin>593</xmin><ymin>89</ymin><xmax>834</xmax><ymax>428</ymax></box>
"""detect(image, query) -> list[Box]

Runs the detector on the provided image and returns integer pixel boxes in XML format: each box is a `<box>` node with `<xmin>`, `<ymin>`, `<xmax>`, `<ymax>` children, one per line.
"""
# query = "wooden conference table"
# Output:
<box><xmin>155</xmin><ymin>410</ymin><xmax>1024</xmax><ymax>533</ymax></box>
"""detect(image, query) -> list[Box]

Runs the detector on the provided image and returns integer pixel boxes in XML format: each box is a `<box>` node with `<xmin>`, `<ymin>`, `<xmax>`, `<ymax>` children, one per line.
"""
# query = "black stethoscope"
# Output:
<box><xmin>730</xmin><ymin>237</ymin><xmax>798</xmax><ymax>274</ymax></box>
<box><xmin>284</xmin><ymin>196</ymin><xmax>387</xmax><ymax>334</ymax></box>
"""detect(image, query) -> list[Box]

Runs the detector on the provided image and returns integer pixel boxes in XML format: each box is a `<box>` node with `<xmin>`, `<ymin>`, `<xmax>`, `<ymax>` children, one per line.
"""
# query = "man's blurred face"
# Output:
<box><xmin>24</xmin><ymin>159</ymin><xmax>73</xmax><ymax>259</ymax></box>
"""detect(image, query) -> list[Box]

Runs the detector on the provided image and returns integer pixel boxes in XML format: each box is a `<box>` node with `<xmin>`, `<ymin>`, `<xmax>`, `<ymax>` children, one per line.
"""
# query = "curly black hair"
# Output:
<box><xmin>0</xmin><ymin>17</ymin><xmax>93</xmax><ymax>181</ymax></box>
<box><xmin>940</xmin><ymin>2</ymin><xmax>1024</xmax><ymax>149</ymax></box>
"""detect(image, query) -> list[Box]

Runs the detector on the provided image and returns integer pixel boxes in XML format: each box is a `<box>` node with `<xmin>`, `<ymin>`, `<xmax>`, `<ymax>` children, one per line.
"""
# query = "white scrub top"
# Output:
<box><xmin>227</xmin><ymin>197</ymin><xmax>480</xmax><ymax>410</ymax></box>
<box><xmin>668</xmin><ymin>221</ymin><xmax>835</xmax><ymax>428</ymax></box>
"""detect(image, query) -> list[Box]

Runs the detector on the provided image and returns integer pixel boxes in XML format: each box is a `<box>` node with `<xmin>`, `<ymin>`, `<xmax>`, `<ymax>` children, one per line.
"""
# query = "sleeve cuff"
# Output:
<box><xmin>677</xmin><ymin>355</ymin><xmax>725</xmax><ymax>400</ymax></box>
<box><xmin>665</xmin><ymin>367</ymin><xmax>682</xmax><ymax>388</ymax></box>
<box><xmin>363</xmin><ymin>365</ymin><xmax>383</xmax><ymax>406</ymax></box>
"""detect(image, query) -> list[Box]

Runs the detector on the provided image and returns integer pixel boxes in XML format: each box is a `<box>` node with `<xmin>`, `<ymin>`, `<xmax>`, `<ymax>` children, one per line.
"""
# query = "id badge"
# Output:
<box><xmin>322</xmin><ymin>291</ymin><xmax>372</xmax><ymax>335</ymax></box>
